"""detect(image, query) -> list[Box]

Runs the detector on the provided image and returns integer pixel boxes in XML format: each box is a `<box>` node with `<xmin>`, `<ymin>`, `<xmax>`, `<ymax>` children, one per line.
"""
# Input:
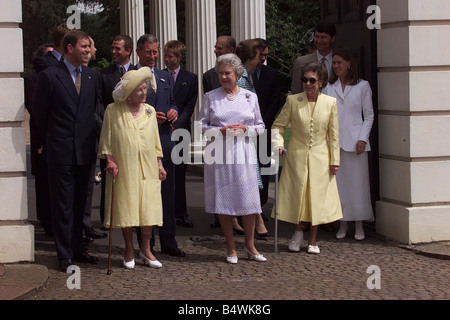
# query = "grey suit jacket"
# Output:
<box><xmin>291</xmin><ymin>52</ymin><xmax>318</xmax><ymax>94</ymax></box>
<box><xmin>202</xmin><ymin>67</ymin><xmax>221</xmax><ymax>93</ymax></box>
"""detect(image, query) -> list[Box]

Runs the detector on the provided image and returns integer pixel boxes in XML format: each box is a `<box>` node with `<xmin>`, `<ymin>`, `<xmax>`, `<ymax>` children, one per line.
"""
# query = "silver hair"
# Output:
<box><xmin>215</xmin><ymin>53</ymin><xmax>244</xmax><ymax>78</ymax></box>
<box><xmin>136</xmin><ymin>34</ymin><xmax>159</xmax><ymax>50</ymax></box>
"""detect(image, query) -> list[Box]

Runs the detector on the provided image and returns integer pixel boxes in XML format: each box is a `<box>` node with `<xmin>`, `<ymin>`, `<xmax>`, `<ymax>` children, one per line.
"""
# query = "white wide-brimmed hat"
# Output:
<box><xmin>112</xmin><ymin>66</ymin><xmax>157</xmax><ymax>103</ymax></box>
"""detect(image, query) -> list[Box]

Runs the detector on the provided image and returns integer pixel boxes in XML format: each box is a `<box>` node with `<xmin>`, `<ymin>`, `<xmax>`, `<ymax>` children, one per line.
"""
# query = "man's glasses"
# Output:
<box><xmin>301</xmin><ymin>77</ymin><xmax>318</xmax><ymax>84</ymax></box>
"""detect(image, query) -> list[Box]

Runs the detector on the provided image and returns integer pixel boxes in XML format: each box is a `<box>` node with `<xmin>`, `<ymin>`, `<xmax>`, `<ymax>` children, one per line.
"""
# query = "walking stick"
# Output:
<box><xmin>274</xmin><ymin>149</ymin><xmax>286</xmax><ymax>254</ymax></box>
<box><xmin>274</xmin><ymin>165</ymin><xmax>279</xmax><ymax>253</ymax></box>
<box><xmin>107</xmin><ymin>177</ymin><xmax>115</xmax><ymax>275</ymax></box>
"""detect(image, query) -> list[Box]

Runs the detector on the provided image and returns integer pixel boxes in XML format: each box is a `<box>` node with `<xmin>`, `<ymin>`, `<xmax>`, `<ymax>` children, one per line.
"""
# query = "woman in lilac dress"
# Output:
<box><xmin>199</xmin><ymin>53</ymin><xmax>267</xmax><ymax>264</ymax></box>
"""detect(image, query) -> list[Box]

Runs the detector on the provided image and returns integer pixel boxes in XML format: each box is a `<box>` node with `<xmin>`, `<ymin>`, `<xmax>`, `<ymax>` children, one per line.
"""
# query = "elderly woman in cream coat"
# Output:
<box><xmin>99</xmin><ymin>67</ymin><xmax>166</xmax><ymax>269</ymax></box>
<box><xmin>325</xmin><ymin>48</ymin><xmax>374</xmax><ymax>240</ymax></box>
<box><xmin>272</xmin><ymin>62</ymin><xmax>342</xmax><ymax>254</ymax></box>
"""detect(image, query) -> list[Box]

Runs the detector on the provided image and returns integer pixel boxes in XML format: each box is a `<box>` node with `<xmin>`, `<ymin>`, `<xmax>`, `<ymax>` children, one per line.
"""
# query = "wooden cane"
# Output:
<box><xmin>106</xmin><ymin>177</ymin><xmax>115</xmax><ymax>275</ymax></box>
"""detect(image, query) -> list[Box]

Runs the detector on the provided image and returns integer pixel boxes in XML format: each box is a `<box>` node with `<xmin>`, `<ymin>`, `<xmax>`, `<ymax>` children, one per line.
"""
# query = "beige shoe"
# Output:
<box><xmin>354</xmin><ymin>221</ymin><xmax>365</xmax><ymax>241</ymax></box>
<box><xmin>336</xmin><ymin>221</ymin><xmax>349</xmax><ymax>239</ymax></box>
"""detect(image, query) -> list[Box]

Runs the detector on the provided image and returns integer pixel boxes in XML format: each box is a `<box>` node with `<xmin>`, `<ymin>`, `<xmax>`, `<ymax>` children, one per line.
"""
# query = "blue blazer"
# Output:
<box><xmin>145</xmin><ymin>67</ymin><xmax>179</xmax><ymax>162</ymax></box>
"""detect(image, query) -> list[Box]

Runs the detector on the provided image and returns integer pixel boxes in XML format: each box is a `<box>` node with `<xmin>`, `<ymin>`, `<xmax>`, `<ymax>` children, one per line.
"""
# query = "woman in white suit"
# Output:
<box><xmin>325</xmin><ymin>48</ymin><xmax>374</xmax><ymax>240</ymax></box>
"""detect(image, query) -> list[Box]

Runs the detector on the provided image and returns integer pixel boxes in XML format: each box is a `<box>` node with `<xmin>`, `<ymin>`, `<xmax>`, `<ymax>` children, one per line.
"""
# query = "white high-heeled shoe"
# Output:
<box><xmin>244</xmin><ymin>247</ymin><xmax>267</xmax><ymax>262</ymax></box>
<box><xmin>122</xmin><ymin>259</ymin><xmax>135</xmax><ymax>270</ymax></box>
<box><xmin>336</xmin><ymin>221</ymin><xmax>349</xmax><ymax>239</ymax></box>
<box><xmin>288</xmin><ymin>230</ymin><xmax>303</xmax><ymax>252</ymax></box>
<box><xmin>139</xmin><ymin>251</ymin><xmax>162</xmax><ymax>269</ymax></box>
<box><xmin>226</xmin><ymin>255</ymin><xmax>238</xmax><ymax>264</ymax></box>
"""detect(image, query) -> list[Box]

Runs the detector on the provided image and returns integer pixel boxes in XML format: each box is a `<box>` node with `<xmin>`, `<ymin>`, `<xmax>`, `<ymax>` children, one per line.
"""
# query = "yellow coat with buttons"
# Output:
<box><xmin>271</xmin><ymin>92</ymin><xmax>342</xmax><ymax>226</ymax></box>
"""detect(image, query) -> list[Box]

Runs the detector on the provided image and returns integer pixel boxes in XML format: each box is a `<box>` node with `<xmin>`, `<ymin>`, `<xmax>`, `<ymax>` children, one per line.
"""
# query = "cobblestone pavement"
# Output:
<box><xmin>25</xmin><ymin>170</ymin><xmax>450</xmax><ymax>301</ymax></box>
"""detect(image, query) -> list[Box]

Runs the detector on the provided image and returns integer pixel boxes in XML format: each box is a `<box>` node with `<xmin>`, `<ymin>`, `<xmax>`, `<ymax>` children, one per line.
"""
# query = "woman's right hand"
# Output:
<box><xmin>106</xmin><ymin>156</ymin><xmax>118</xmax><ymax>178</ymax></box>
<box><xmin>278</xmin><ymin>147</ymin><xmax>286</xmax><ymax>156</ymax></box>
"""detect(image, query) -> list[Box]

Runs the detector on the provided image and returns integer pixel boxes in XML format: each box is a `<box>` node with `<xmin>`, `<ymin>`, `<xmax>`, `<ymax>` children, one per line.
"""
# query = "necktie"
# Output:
<box><xmin>120</xmin><ymin>65</ymin><xmax>126</xmax><ymax>77</ymax></box>
<box><xmin>75</xmin><ymin>68</ymin><xmax>81</xmax><ymax>94</ymax></box>
<box><xmin>149</xmin><ymin>69</ymin><xmax>157</xmax><ymax>93</ymax></box>
<box><xmin>170</xmin><ymin>70</ymin><xmax>176</xmax><ymax>86</ymax></box>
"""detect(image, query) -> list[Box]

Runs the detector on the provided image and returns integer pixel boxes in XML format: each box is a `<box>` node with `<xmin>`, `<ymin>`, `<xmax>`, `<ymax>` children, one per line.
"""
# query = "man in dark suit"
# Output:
<box><xmin>80</xmin><ymin>35</ymin><xmax>108</xmax><ymax>243</ymax></box>
<box><xmin>29</xmin><ymin>25</ymin><xmax>71</xmax><ymax>237</ymax></box>
<box><xmin>136</xmin><ymin>34</ymin><xmax>185</xmax><ymax>257</ymax></box>
<box><xmin>33</xmin><ymin>24</ymin><xmax>70</xmax><ymax>73</ymax></box>
<box><xmin>25</xmin><ymin>44</ymin><xmax>54</xmax><ymax>236</ymax></box>
<box><xmin>163</xmin><ymin>40</ymin><xmax>198</xmax><ymax>228</ymax></box>
<box><xmin>33</xmin><ymin>30</ymin><xmax>100</xmax><ymax>271</ymax></box>
<box><xmin>252</xmin><ymin>39</ymin><xmax>281</xmax><ymax>209</ymax></box>
<box><xmin>98</xmin><ymin>35</ymin><xmax>136</xmax><ymax>225</ymax></box>
<box><xmin>202</xmin><ymin>35</ymin><xmax>236</xmax><ymax>94</ymax></box>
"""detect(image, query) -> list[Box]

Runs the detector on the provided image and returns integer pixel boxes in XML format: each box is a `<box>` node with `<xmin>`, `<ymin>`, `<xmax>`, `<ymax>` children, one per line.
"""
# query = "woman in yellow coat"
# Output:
<box><xmin>99</xmin><ymin>67</ymin><xmax>166</xmax><ymax>269</ymax></box>
<box><xmin>272</xmin><ymin>62</ymin><xmax>342</xmax><ymax>254</ymax></box>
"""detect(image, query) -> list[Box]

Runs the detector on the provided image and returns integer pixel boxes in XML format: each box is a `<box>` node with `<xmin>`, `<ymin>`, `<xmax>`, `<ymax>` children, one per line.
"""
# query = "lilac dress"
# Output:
<box><xmin>199</xmin><ymin>87</ymin><xmax>265</xmax><ymax>215</ymax></box>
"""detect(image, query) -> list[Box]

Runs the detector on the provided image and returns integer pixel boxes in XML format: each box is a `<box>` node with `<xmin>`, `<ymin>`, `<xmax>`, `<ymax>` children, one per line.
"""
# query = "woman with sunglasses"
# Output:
<box><xmin>325</xmin><ymin>48</ymin><xmax>374</xmax><ymax>240</ymax></box>
<box><xmin>272</xmin><ymin>61</ymin><xmax>342</xmax><ymax>254</ymax></box>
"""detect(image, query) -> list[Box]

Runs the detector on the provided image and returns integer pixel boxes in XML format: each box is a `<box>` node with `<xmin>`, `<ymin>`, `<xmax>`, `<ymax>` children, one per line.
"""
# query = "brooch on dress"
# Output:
<box><xmin>146</xmin><ymin>109</ymin><xmax>152</xmax><ymax>117</ymax></box>
<box><xmin>246</xmin><ymin>93</ymin><xmax>251</xmax><ymax>102</ymax></box>
<box><xmin>297</xmin><ymin>96</ymin><xmax>303</xmax><ymax>102</ymax></box>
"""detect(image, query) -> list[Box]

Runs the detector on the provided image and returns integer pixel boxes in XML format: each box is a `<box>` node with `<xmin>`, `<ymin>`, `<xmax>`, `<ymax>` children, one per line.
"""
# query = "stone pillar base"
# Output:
<box><xmin>0</xmin><ymin>222</ymin><xmax>34</xmax><ymax>263</ymax></box>
<box><xmin>376</xmin><ymin>201</ymin><xmax>450</xmax><ymax>244</ymax></box>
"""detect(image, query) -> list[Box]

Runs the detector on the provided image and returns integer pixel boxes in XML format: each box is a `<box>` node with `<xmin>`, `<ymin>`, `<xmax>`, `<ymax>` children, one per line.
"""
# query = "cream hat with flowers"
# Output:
<box><xmin>112</xmin><ymin>66</ymin><xmax>157</xmax><ymax>103</ymax></box>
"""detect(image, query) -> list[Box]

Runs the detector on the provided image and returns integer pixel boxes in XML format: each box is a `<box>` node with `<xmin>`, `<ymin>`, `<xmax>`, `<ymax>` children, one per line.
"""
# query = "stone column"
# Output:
<box><xmin>376</xmin><ymin>0</ymin><xmax>450</xmax><ymax>243</ymax></box>
<box><xmin>0</xmin><ymin>0</ymin><xmax>34</xmax><ymax>262</ymax></box>
<box><xmin>120</xmin><ymin>0</ymin><xmax>145</xmax><ymax>65</ymax></box>
<box><xmin>149</xmin><ymin>0</ymin><xmax>178</xmax><ymax>69</ymax></box>
<box><xmin>231</xmin><ymin>0</ymin><xmax>266</xmax><ymax>43</ymax></box>
<box><xmin>185</xmin><ymin>0</ymin><xmax>217</xmax><ymax>150</ymax></box>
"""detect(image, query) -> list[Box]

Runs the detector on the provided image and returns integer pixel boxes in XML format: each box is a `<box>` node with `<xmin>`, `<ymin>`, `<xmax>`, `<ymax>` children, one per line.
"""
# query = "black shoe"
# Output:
<box><xmin>87</xmin><ymin>229</ymin><xmax>108</xmax><ymax>239</ymax></box>
<box><xmin>162</xmin><ymin>247</ymin><xmax>186</xmax><ymax>257</ymax></box>
<box><xmin>73</xmin><ymin>252</ymin><xmax>99</xmax><ymax>264</ymax></box>
<box><xmin>210</xmin><ymin>220</ymin><xmax>221</xmax><ymax>228</ymax></box>
<box><xmin>233</xmin><ymin>227</ymin><xmax>245</xmax><ymax>236</ymax></box>
<box><xmin>256</xmin><ymin>231</ymin><xmax>269</xmax><ymax>240</ymax></box>
<box><xmin>59</xmin><ymin>259</ymin><xmax>74</xmax><ymax>272</ymax></box>
<box><xmin>83</xmin><ymin>235</ymin><xmax>94</xmax><ymax>246</ymax></box>
<box><xmin>176</xmin><ymin>217</ymin><xmax>194</xmax><ymax>228</ymax></box>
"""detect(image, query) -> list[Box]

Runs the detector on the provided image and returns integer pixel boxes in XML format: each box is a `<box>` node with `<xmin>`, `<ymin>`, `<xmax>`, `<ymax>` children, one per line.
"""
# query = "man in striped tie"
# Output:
<box><xmin>290</xmin><ymin>21</ymin><xmax>336</xmax><ymax>94</ymax></box>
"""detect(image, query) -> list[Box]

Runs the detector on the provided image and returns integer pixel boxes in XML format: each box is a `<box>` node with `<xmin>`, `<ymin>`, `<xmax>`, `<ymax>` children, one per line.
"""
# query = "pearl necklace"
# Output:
<box><xmin>128</xmin><ymin>103</ymin><xmax>142</xmax><ymax>117</ymax></box>
<box><xmin>224</xmin><ymin>87</ymin><xmax>240</xmax><ymax>101</ymax></box>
